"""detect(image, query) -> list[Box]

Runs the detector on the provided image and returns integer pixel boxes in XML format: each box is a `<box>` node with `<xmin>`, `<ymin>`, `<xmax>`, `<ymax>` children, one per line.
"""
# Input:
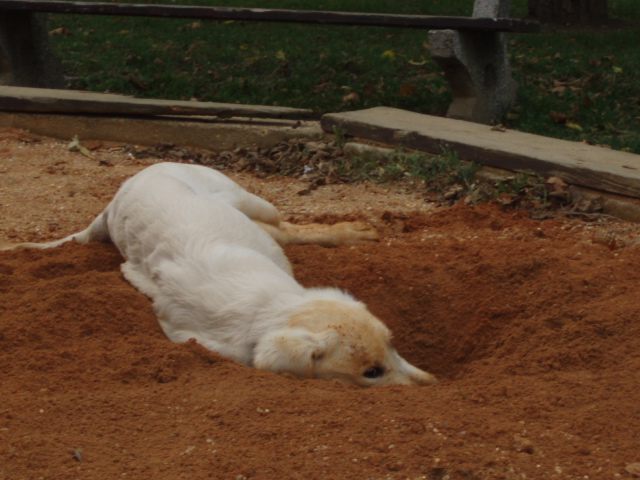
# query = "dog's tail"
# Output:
<box><xmin>0</xmin><ymin>212</ymin><xmax>110</xmax><ymax>251</ymax></box>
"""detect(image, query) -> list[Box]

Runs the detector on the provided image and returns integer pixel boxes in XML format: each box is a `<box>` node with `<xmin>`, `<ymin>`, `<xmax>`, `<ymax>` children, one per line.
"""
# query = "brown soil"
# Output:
<box><xmin>1</xmin><ymin>128</ymin><xmax>640</xmax><ymax>480</ymax></box>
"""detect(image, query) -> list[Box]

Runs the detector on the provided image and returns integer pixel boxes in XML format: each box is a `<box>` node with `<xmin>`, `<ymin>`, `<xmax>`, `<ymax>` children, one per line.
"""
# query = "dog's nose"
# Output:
<box><xmin>411</xmin><ymin>370</ymin><xmax>439</xmax><ymax>386</ymax></box>
<box><xmin>389</xmin><ymin>351</ymin><xmax>438</xmax><ymax>386</ymax></box>
<box><xmin>397</xmin><ymin>358</ymin><xmax>438</xmax><ymax>385</ymax></box>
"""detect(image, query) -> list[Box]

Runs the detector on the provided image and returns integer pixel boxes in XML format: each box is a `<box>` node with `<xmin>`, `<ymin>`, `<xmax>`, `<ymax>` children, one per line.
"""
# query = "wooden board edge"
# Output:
<box><xmin>321</xmin><ymin>113</ymin><xmax>640</xmax><ymax>199</ymax></box>
<box><xmin>0</xmin><ymin>1</ymin><xmax>540</xmax><ymax>33</ymax></box>
<box><xmin>0</xmin><ymin>94</ymin><xmax>313</xmax><ymax>119</ymax></box>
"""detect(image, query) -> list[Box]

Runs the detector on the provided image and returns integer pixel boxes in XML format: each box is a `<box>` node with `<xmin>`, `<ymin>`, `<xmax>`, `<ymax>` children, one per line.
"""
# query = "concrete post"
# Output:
<box><xmin>0</xmin><ymin>12</ymin><xmax>65</xmax><ymax>88</ymax></box>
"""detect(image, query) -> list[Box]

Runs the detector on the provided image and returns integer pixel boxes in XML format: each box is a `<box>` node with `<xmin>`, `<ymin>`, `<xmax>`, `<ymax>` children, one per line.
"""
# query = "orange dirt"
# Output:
<box><xmin>1</xmin><ymin>128</ymin><xmax>640</xmax><ymax>479</ymax></box>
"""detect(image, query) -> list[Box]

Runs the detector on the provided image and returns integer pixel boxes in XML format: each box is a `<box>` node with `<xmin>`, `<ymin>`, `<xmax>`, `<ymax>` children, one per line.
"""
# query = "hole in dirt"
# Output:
<box><xmin>286</xmin><ymin>208</ymin><xmax>616</xmax><ymax>384</ymax></box>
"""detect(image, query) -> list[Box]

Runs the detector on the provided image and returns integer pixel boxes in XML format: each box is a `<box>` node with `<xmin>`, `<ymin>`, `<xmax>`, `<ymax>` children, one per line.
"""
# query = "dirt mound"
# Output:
<box><xmin>2</xmin><ymin>203</ymin><xmax>640</xmax><ymax>479</ymax></box>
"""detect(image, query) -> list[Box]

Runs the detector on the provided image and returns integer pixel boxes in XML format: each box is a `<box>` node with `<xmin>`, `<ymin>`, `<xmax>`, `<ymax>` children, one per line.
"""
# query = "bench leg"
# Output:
<box><xmin>428</xmin><ymin>0</ymin><xmax>517</xmax><ymax>124</ymax></box>
<box><xmin>0</xmin><ymin>12</ymin><xmax>65</xmax><ymax>88</ymax></box>
<box><xmin>429</xmin><ymin>30</ymin><xmax>517</xmax><ymax>124</ymax></box>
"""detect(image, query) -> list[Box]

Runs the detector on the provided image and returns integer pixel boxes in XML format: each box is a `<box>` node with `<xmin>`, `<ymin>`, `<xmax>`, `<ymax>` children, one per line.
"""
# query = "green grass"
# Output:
<box><xmin>47</xmin><ymin>0</ymin><xmax>640</xmax><ymax>153</ymax></box>
<box><xmin>336</xmin><ymin>148</ymin><xmax>477</xmax><ymax>189</ymax></box>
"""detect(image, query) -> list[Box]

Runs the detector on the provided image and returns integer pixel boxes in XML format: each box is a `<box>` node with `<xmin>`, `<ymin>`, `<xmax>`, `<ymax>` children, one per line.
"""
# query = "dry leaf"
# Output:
<box><xmin>341</xmin><ymin>92</ymin><xmax>360</xmax><ymax>105</ymax></box>
<box><xmin>68</xmin><ymin>136</ymin><xmax>92</xmax><ymax>158</ymax></box>
<box><xmin>81</xmin><ymin>140</ymin><xmax>104</xmax><ymax>151</ymax></box>
<box><xmin>546</xmin><ymin>177</ymin><xmax>570</xmax><ymax>201</ymax></box>
<box><xmin>49</xmin><ymin>27</ymin><xmax>72</xmax><ymax>37</ymax></box>
<box><xmin>398</xmin><ymin>84</ymin><xmax>416</xmax><ymax>97</ymax></box>
<box><xmin>549</xmin><ymin>111</ymin><xmax>567</xmax><ymax>124</ymax></box>
<box><xmin>497</xmin><ymin>192</ymin><xmax>514</xmax><ymax>206</ymax></box>
<box><xmin>381</xmin><ymin>50</ymin><xmax>396</xmax><ymax>60</ymax></box>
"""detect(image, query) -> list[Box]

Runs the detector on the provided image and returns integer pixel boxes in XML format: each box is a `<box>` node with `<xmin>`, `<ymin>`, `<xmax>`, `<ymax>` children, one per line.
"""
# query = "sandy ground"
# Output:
<box><xmin>1</xmin><ymin>127</ymin><xmax>640</xmax><ymax>480</ymax></box>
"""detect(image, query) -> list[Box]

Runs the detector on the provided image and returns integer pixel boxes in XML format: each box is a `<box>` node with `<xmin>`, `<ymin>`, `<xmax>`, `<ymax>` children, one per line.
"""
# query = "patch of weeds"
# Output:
<box><xmin>473</xmin><ymin>173</ymin><xmax>604</xmax><ymax>218</ymax></box>
<box><xmin>492</xmin><ymin>172</ymin><xmax>551</xmax><ymax>210</ymax></box>
<box><xmin>334</xmin><ymin>148</ymin><xmax>478</xmax><ymax>192</ymax></box>
<box><xmin>414</xmin><ymin>149</ymin><xmax>477</xmax><ymax>193</ymax></box>
<box><xmin>128</xmin><ymin>138</ymin><xmax>604</xmax><ymax>217</ymax></box>
<box><xmin>332</xmin><ymin>125</ymin><xmax>348</xmax><ymax>149</ymax></box>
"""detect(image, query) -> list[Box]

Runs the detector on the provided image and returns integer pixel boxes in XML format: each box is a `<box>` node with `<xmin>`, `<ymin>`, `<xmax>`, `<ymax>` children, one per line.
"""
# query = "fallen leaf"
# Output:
<box><xmin>341</xmin><ymin>92</ymin><xmax>360</xmax><ymax>105</ymax></box>
<box><xmin>128</xmin><ymin>74</ymin><xmax>148</xmax><ymax>90</ymax></box>
<box><xmin>549</xmin><ymin>111</ymin><xmax>567</xmax><ymax>124</ymax></box>
<box><xmin>276</xmin><ymin>50</ymin><xmax>286</xmax><ymax>61</ymax></box>
<box><xmin>67</xmin><ymin>136</ymin><xmax>92</xmax><ymax>158</ymax></box>
<box><xmin>49</xmin><ymin>27</ymin><xmax>72</xmax><ymax>37</ymax></box>
<box><xmin>497</xmin><ymin>192</ymin><xmax>514</xmax><ymax>206</ymax></box>
<box><xmin>566</xmin><ymin>122</ymin><xmax>583</xmax><ymax>132</ymax></box>
<box><xmin>547</xmin><ymin>177</ymin><xmax>570</xmax><ymax>201</ymax></box>
<box><xmin>398</xmin><ymin>84</ymin><xmax>416</xmax><ymax>97</ymax></box>
<box><xmin>381</xmin><ymin>50</ymin><xmax>396</xmax><ymax>60</ymax></box>
<box><xmin>313</xmin><ymin>81</ymin><xmax>332</xmax><ymax>93</ymax></box>
<box><xmin>362</xmin><ymin>84</ymin><xmax>375</xmax><ymax>96</ymax></box>
<box><xmin>81</xmin><ymin>140</ymin><xmax>104</xmax><ymax>151</ymax></box>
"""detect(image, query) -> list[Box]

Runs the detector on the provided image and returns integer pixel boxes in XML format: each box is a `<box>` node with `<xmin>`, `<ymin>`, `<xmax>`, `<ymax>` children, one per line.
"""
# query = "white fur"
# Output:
<box><xmin>5</xmin><ymin>163</ymin><xmax>437</xmax><ymax>386</ymax></box>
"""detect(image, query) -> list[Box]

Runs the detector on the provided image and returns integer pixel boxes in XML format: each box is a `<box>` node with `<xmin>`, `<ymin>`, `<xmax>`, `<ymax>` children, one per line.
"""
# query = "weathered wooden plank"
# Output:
<box><xmin>0</xmin><ymin>86</ymin><xmax>312</xmax><ymax>119</ymax></box>
<box><xmin>321</xmin><ymin>107</ymin><xmax>640</xmax><ymax>198</ymax></box>
<box><xmin>0</xmin><ymin>0</ymin><xmax>541</xmax><ymax>33</ymax></box>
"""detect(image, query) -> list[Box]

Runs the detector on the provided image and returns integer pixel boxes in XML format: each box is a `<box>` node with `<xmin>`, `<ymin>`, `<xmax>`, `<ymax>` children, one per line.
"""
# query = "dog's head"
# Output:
<box><xmin>253</xmin><ymin>300</ymin><xmax>437</xmax><ymax>387</ymax></box>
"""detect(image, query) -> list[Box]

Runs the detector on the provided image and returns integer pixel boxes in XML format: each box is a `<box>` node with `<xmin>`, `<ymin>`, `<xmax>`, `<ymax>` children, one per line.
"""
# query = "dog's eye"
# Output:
<box><xmin>363</xmin><ymin>366</ymin><xmax>385</xmax><ymax>379</ymax></box>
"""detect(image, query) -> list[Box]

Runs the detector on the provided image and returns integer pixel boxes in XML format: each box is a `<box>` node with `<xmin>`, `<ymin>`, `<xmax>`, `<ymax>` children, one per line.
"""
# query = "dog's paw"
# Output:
<box><xmin>332</xmin><ymin>221</ymin><xmax>380</xmax><ymax>245</ymax></box>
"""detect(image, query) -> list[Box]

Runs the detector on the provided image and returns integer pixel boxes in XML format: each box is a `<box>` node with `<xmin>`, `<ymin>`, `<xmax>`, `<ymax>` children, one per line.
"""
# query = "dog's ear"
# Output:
<box><xmin>253</xmin><ymin>328</ymin><xmax>336</xmax><ymax>379</ymax></box>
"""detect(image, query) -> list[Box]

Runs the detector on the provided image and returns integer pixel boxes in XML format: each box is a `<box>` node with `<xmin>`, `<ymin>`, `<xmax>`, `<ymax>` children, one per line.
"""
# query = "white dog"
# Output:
<box><xmin>3</xmin><ymin>162</ymin><xmax>437</xmax><ymax>387</ymax></box>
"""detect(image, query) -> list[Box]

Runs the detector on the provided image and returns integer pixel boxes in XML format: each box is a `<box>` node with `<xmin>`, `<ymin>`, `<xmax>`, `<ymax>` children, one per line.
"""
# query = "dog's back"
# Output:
<box><xmin>105</xmin><ymin>163</ymin><xmax>290</xmax><ymax>272</ymax></box>
<box><xmin>98</xmin><ymin>164</ymin><xmax>305</xmax><ymax>362</ymax></box>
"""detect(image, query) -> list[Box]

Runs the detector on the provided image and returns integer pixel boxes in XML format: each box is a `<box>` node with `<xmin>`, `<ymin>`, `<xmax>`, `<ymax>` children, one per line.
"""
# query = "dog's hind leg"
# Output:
<box><xmin>256</xmin><ymin>220</ymin><xmax>379</xmax><ymax>248</ymax></box>
<box><xmin>233</xmin><ymin>191</ymin><xmax>282</xmax><ymax>227</ymax></box>
<box><xmin>0</xmin><ymin>212</ymin><xmax>111</xmax><ymax>251</ymax></box>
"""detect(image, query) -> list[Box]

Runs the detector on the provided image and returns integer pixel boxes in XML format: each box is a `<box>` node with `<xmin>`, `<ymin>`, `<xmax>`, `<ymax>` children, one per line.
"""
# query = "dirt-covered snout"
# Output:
<box><xmin>253</xmin><ymin>300</ymin><xmax>437</xmax><ymax>387</ymax></box>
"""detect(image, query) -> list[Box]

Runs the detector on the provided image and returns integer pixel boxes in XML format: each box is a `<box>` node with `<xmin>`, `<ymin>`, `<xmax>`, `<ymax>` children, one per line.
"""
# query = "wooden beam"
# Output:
<box><xmin>0</xmin><ymin>86</ymin><xmax>312</xmax><ymax>119</ymax></box>
<box><xmin>321</xmin><ymin>107</ymin><xmax>640</xmax><ymax>198</ymax></box>
<box><xmin>0</xmin><ymin>0</ymin><xmax>541</xmax><ymax>33</ymax></box>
